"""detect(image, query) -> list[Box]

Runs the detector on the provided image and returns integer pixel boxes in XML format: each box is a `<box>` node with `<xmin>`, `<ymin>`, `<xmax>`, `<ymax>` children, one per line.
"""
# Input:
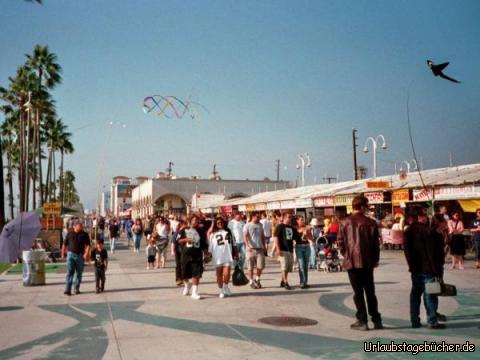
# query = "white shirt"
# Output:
<box><xmin>156</xmin><ymin>223</ymin><xmax>169</xmax><ymax>238</ymax></box>
<box><xmin>228</xmin><ymin>219</ymin><xmax>245</xmax><ymax>244</ymax></box>
<box><xmin>209</xmin><ymin>230</ymin><xmax>233</xmax><ymax>265</ymax></box>
<box><xmin>260</xmin><ymin>219</ymin><xmax>272</xmax><ymax>237</ymax></box>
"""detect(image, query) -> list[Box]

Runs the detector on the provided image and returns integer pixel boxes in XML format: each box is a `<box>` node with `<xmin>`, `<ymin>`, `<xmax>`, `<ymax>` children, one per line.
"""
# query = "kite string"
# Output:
<box><xmin>406</xmin><ymin>80</ymin><xmax>431</xmax><ymax>202</ymax></box>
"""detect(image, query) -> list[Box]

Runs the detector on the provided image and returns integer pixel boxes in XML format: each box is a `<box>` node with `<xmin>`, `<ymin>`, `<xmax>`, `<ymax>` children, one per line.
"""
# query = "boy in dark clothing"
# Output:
<box><xmin>91</xmin><ymin>238</ymin><xmax>109</xmax><ymax>293</ymax></box>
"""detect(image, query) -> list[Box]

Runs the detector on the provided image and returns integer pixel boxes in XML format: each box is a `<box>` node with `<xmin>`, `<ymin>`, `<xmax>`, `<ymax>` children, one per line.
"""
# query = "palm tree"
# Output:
<box><xmin>63</xmin><ymin>170</ymin><xmax>80</xmax><ymax>206</ymax></box>
<box><xmin>1</xmin><ymin>117</ymin><xmax>20</xmax><ymax>219</ymax></box>
<box><xmin>26</xmin><ymin>45</ymin><xmax>62</xmax><ymax>206</ymax></box>
<box><xmin>58</xmin><ymin>130</ymin><xmax>74</xmax><ymax>208</ymax></box>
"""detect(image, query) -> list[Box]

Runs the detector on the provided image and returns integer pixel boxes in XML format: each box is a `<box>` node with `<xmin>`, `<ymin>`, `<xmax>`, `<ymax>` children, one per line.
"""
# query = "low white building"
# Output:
<box><xmin>131</xmin><ymin>178</ymin><xmax>290</xmax><ymax>219</ymax></box>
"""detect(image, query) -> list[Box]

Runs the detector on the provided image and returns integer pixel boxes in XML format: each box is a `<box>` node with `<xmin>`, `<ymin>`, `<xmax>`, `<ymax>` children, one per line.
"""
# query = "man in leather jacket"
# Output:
<box><xmin>337</xmin><ymin>195</ymin><xmax>383</xmax><ymax>331</ymax></box>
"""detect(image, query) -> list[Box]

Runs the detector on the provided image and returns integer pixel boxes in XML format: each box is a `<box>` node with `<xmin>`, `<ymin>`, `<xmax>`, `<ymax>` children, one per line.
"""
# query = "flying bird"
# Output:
<box><xmin>427</xmin><ymin>60</ymin><xmax>460</xmax><ymax>83</ymax></box>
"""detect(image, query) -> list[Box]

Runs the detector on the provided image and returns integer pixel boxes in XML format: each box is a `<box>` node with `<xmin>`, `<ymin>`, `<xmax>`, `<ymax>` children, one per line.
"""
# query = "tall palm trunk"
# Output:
<box><xmin>7</xmin><ymin>156</ymin><xmax>14</xmax><ymax>220</ymax></box>
<box><xmin>25</xmin><ymin>109</ymin><xmax>31</xmax><ymax>211</ymax></box>
<box><xmin>18</xmin><ymin>102</ymin><xmax>25</xmax><ymax>212</ymax></box>
<box><xmin>52</xmin><ymin>151</ymin><xmax>56</xmax><ymax>200</ymax></box>
<box><xmin>60</xmin><ymin>150</ymin><xmax>64</xmax><ymax>208</ymax></box>
<box><xmin>45</xmin><ymin>147</ymin><xmax>52</xmax><ymax>202</ymax></box>
<box><xmin>0</xmin><ymin>134</ymin><xmax>5</xmax><ymax>229</ymax></box>
<box><xmin>36</xmin><ymin>110</ymin><xmax>43</xmax><ymax>206</ymax></box>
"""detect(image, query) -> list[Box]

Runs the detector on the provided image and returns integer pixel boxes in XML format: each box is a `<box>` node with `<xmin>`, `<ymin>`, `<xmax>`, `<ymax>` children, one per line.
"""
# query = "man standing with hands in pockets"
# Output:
<box><xmin>62</xmin><ymin>222</ymin><xmax>91</xmax><ymax>295</ymax></box>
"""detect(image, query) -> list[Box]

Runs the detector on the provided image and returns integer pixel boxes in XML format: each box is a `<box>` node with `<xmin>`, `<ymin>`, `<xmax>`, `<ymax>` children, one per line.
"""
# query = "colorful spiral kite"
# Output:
<box><xmin>142</xmin><ymin>95</ymin><xmax>208</xmax><ymax>119</ymax></box>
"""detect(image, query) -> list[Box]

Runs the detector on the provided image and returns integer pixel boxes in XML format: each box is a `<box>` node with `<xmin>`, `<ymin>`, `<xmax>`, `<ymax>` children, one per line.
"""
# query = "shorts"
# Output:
<box><xmin>147</xmin><ymin>255</ymin><xmax>155</xmax><ymax>264</ymax></box>
<box><xmin>181</xmin><ymin>253</ymin><xmax>204</xmax><ymax>279</ymax></box>
<box><xmin>156</xmin><ymin>246</ymin><xmax>167</xmax><ymax>258</ymax></box>
<box><xmin>247</xmin><ymin>249</ymin><xmax>265</xmax><ymax>270</ymax></box>
<box><xmin>279</xmin><ymin>251</ymin><xmax>294</xmax><ymax>272</ymax></box>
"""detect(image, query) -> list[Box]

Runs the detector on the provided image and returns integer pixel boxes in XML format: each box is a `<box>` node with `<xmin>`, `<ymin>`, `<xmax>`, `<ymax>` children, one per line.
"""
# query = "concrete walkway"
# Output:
<box><xmin>0</xmin><ymin>236</ymin><xmax>478</xmax><ymax>359</ymax></box>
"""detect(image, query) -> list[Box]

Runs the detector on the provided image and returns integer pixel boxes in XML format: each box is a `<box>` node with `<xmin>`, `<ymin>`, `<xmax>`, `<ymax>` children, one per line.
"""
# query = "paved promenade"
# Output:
<box><xmin>0</xmin><ymin>237</ymin><xmax>478</xmax><ymax>359</ymax></box>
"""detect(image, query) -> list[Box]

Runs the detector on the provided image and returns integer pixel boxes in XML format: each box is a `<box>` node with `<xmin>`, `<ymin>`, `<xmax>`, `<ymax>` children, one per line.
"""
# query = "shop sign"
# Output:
<box><xmin>392</xmin><ymin>189</ymin><xmax>410</xmax><ymax>206</ymax></box>
<box><xmin>221</xmin><ymin>206</ymin><xmax>232</xmax><ymax>213</ymax></box>
<box><xmin>335</xmin><ymin>194</ymin><xmax>355</xmax><ymax>207</ymax></box>
<box><xmin>280</xmin><ymin>200</ymin><xmax>296</xmax><ymax>209</ymax></box>
<box><xmin>295</xmin><ymin>198</ymin><xmax>313</xmax><ymax>208</ymax></box>
<box><xmin>267</xmin><ymin>201</ymin><xmax>281</xmax><ymax>210</ymax></box>
<box><xmin>246</xmin><ymin>204</ymin><xmax>256</xmax><ymax>211</ymax></box>
<box><xmin>255</xmin><ymin>203</ymin><xmax>267</xmax><ymax>211</ymax></box>
<box><xmin>412</xmin><ymin>188</ymin><xmax>434</xmax><ymax>201</ymax></box>
<box><xmin>366</xmin><ymin>181</ymin><xmax>391</xmax><ymax>189</ymax></box>
<box><xmin>364</xmin><ymin>192</ymin><xmax>385</xmax><ymax>204</ymax></box>
<box><xmin>43</xmin><ymin>202</ymin><xmax>61</xmax><ymax>216</ymax></box>
<box><xmin>313</xmin><ymin>196</ymin><xmax>335</xmax><ymax>207</ymax></box>
<box><xmin>434</xmin><ymin>185</ymin><xmax>480</xmax><ymax>200</ymax></box>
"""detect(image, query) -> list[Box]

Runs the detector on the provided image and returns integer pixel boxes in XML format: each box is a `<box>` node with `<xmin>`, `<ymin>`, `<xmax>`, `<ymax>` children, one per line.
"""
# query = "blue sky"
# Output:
<box><xmin>1</xmin><ymin>0</ymin><xmax>479</xmax><ymax>209</ymax></box>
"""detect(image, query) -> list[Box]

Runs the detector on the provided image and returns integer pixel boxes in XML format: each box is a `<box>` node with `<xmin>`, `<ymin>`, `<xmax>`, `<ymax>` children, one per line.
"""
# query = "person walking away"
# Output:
<box><xmin>209</xmin><ymin>217</ymin><xmax>235</xmax><ymax>298</ymax></box>
<box><xmin>177</xmin><ymin>215</ymin><xmax>208</xmax><ymax>300</ymax></box>
<box><xmin>448</xmin><ymin>212</ymin><xmax>465</xmax><ymax>270</ymax></box>
<box><xmin>260</xmin><ymin>213</ymin><xmax>272</xmax><ymax>246</ymax></box>
<box><xmin>143</xmin><ymin>215</ymin><xmax>153</xmax><ymax>240</ymax></box>
<box><xmin>470</xmin><ymin>209</ymin><xmax>480</xmax><ymax>269</ymax></box>
<box><xmin>91</xmin><ymin>238</ymin><xmax>108</xmax><ymax>293</ymax></box>
<box><xmin>337</xmin><ymin>196</ymin><xmax>383</xmax><ymax>331</ymax></box>
<box><xmin>274</xmin><ymin>212</ymin><xmax>295</xmax><ymax>290</ymax></box>
<box><xmin>309</xmin><ymin>218</ymin><xmax>321</xmax><ymax>269</ymax></box>
<box><xmin>132</xmin><ymin>218</ymin><xmax>143</xmax><ymax>253</ymax></box>
<box><xmin>172</xmin><ymin>220</ymin><xmax>187</xmax><ymax>286</ymax></box>
<box><xmin>97</xmin><ymin>216</ymin><xmax>106</xmax><ymax>242</ymax></box>
<box><xmin>146</xmin><ymin>238</ymin><xmax>158</xmax><ymax>270</ymax></box>
<box><xmin>108</xmin><ymin>219</ymin><xmax>120</xmax><ymax>254</ymax></box>
<box><xmin>126</xmin><ymin>218</ymin><xmax>134</xmax><ymax>248</ymax></box>
<box><xmin>243</xmin><ymin>212</ymin><xmax>266</xmax><ymax>289</ymax></box>
<box><xmin>404</xmin><ymin>211</ymin><xmax>446</xmax><ymax>329</ymax></box>
<box><xmin>228</xmin><ymin>212</ymin><xmax>246</xmax><ymax>268</ymax></box>
<box><xmin>61</xmin><ymin>223</ymin><xmax>91</xmax><ymax>295</ymax></box>
<box><xmin>155</xmin><ymin>218</ymin><xmax>170</xmax><ymax>268</ymax></box>
<box><xmin>295</xmin><ymin>215</ymin><xmax>312</xmax><ymax>289</ymax></box>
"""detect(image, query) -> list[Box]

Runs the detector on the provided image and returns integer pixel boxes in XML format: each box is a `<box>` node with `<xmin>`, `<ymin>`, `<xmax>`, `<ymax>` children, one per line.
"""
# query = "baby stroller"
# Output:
<box><xmin>317</xmin><ymin>239</ymin><xmax>343</xmax><ymax>273</ymax></box>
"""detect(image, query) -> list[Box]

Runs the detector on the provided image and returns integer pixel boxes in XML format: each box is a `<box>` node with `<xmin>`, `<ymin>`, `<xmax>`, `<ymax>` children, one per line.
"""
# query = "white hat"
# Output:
<box><xmin>310</xmin><ymin>218</ymin><xmax>319</xmax><ymax>226</ymax></box>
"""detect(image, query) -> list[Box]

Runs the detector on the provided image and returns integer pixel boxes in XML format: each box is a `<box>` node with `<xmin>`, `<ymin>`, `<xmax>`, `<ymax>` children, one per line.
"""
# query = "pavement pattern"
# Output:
<box><xmin>0</xmin><ymin>236</ymin><xmax>478</xmax><ymax>359</ymax></box>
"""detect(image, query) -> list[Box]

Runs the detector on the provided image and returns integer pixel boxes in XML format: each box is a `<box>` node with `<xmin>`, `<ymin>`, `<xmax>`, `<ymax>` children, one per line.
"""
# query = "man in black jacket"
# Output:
<box><xmin>404</xmin><ymin>208</ymin><xmax>445</xmax><ymax>329</ymax></box>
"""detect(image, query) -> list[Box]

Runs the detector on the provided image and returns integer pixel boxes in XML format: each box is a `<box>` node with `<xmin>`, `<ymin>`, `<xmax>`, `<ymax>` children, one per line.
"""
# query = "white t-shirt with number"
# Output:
<box><xmin>209</xmin><ymin>230</ymin><xmax>234</xmax><ymax>266</ymax></box>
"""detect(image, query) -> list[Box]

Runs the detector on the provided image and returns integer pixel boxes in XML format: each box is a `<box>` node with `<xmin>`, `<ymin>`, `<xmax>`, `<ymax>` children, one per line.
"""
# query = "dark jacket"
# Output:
<box><xmin>404</xmin><ymin>222</ymin><xmax>444</xmax><ymax>276</ymax></box>
<box><xmin>337</xmin><ymin>213</ymin><xmax>380</xmax><ymax>270</ymax></box>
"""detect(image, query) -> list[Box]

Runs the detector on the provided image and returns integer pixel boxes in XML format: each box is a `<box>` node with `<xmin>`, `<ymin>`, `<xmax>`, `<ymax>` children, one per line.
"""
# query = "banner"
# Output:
<box><xmin>295</xmin><ymin>198</ymin><xmax>313</xmax><ymax>208</ymax></box>
<box><xmin>335</xmin><ymin>194</ymin><xmax>355</xmax><ymax>207</ymax></box>
<box><xmin>267</xmin><ymin>201</ymin><xmax>281</xmax><ymax>210</ymax></box>
<box><xmin>392</xmin><ymin>189</ymin><xmax>410</xmax><ymax>206</ymax></box>
<box><xmin>280</xmin><ymin>200</ymin><xmax>296</xmax><ymax>209</ymax></box>
<box><xmin>412</xmin><ymin>188</ymin><xmax>434</xmax><ymax>202</ymax></box>
<box><xmin>434</xmin><ymin>185</ymin><xmax>480</xmax><ymax>200</ymax></box>
<box><xmin>366</xmin><ymin>181</ymin><xmax>391</xmax><ymax>189</ymax></box>
<box><xmin>364</xmin><ymin>192</ymin><xmax>385</xmax><ymax>204</ymax></box>
<box><xmin>255</xmin><ymin>203</ymin><xmax>267</xmax><ymax>211</ymax></box>
<box><xmin>313</xmin><ymin>196</ymin><xmax>335</xmax><ymax>207</ymax></box>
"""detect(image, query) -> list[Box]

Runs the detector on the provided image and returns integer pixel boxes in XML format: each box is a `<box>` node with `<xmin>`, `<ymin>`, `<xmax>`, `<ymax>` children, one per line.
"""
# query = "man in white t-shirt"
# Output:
<box><xmin>260</xmin><ymin>213</ymin><xmax>272</xmax><ymax>245</ymax></box>
<box><xmin>228</xmin><ymin>212</ymin><xmax>246</xmax><ymax>269</ymax></box>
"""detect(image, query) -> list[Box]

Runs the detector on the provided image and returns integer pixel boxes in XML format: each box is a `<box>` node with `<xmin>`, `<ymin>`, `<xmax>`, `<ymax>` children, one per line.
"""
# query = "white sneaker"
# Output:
<box><xmin>182</xmin><ymin>284</ymin><xmax>191</xmax><ymax>296</ymax></box>
<box><xmin>223</xmin><ymin>286</ymin><xmax>232</xmax><ymax>297</ymax></box>
<box><xmin>191</xmin><ymin>293</ymin><xmax>201</xmax><ymax>300</ymax></box>
<box><xmin>219</xmin><ymin>290</ymin><xmax>225</xmax><ymax>298</ymax></box>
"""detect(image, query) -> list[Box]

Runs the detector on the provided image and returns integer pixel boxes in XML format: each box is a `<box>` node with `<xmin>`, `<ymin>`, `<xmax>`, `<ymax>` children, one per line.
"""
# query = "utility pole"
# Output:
<box><xmin>323</xmin><ymin>176</ymin><xmax>337</xmax><ymax>184</ymax></box>
<box><xmin>166</xmin><ymin>162</ymin><xmax>174</xmax><ymax>177</ymax></box>
<box><xmin>352</xmin><ymin>128</ymin><xmax>358</xmax><ymax>180</ymax></box>
<box><xmin>275</xmin><ymin>160</ymin><xmax>280</xmax><ymax>181</ymax></box>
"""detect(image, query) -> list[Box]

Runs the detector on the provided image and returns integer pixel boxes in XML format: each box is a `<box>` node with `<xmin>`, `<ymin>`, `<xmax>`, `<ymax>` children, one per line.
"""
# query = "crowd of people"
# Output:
<box><xmin>59</xmin><ymin>199</ymin><xmax>480</xmax><ymax>331</ymax></box>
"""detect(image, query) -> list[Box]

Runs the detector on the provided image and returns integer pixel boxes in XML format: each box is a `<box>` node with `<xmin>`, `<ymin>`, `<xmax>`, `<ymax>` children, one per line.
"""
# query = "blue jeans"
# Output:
<box><xmin>410</xmin><ymin>273</ymin><xmax>439</xmax><ymax>325</ymax></box>
<box><xmin>309</xmin><ymin>244</ymin><xmax>317</xmax><ymax>268</ymax></box>
<box><xmin>235</xmin><ymin>243</ymin><xmax>246</xmax><ymax>269</ymax></box>
<box><xmin>65</xmin><ymin>252</ymin><xmax>85</xmax><ymax>292</ymax></box>
<box><xmin>134</xmin><ymin>233</ymin><xmax>142</xmax><ymax>250</ymax></box>
<box><xmin>296</xmin><ymin>245</ymin><xmax>311</xmax><ymax>285</ymax></box>
<box><xmin>473</xmin><ymin>236</ymin><xmax>480</xmax><ymax>260</ymax></box>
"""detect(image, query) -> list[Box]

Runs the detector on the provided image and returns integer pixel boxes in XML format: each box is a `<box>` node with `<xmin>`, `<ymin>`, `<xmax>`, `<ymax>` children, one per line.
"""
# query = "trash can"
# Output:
<box><xmin>22</xmin><ymin>249</ymin><xmax>46</xmax><ymax>286</ymax></box>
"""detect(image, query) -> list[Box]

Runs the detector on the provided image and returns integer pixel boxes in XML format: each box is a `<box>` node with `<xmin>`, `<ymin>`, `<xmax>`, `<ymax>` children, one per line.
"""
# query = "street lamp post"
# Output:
<box><xmin>363</xmin><ymin>135</ymin><xmax>387</xmax><ymax>178</ymax></box>
<box><xmin>296</xmin><ymin>153</ymin><xmax>311</xmax><ymax>187</ymax></box>
<box><xmin>397</xmin><ymin>159</ymin><xmax>418</xmax><ymax>174</ymax></box>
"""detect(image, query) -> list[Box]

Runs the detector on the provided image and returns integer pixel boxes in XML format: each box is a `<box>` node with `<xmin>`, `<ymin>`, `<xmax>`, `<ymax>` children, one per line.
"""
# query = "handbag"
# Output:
<box><xmin>440</xmin><ymin>283</ymin><xmax>457</xmax><ymax>297</ymax></box>
<box><xmin>232</xmin><ymin>265</ymin><xmax>249</xmax><ymax>286</ymax></box>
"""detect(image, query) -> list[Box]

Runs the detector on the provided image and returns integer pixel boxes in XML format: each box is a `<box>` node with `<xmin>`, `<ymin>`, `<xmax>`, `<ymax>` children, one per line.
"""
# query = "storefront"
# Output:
<box><xmin>313</xmin><ymin>196</ymin><xmax>335</xmax><ymax>220</ymax></box>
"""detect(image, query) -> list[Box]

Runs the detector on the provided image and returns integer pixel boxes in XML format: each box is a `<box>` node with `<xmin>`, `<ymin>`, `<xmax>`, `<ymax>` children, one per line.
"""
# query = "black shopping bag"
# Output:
<box><xmin>232</xmin><ymin>265</ymin><xmax>249</xmax><ymax>286</ymax></box>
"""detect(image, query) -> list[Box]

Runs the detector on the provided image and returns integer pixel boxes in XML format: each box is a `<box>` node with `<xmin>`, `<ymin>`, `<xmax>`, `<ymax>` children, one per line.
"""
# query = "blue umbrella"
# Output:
<box><xmin>0</xmin><ymin>212</ymin><xmax>42</xmax><ymax>263</ymax></box>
